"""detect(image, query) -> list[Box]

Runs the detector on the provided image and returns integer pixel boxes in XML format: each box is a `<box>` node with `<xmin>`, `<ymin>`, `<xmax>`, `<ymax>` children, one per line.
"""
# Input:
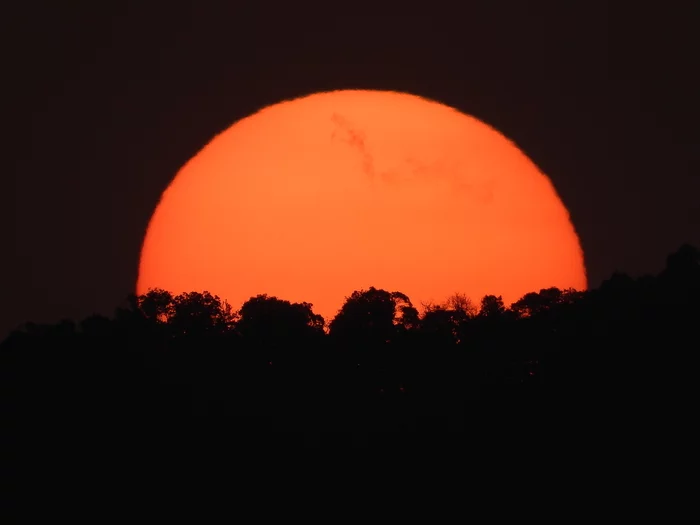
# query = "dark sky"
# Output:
<box><xmin>3</xmin><ymin>1</ymin><xmax>698</xmax><ymax>337</ymax></box>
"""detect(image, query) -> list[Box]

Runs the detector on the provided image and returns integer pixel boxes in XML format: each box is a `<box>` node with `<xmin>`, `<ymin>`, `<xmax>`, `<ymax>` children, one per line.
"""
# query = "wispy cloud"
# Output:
<box><xmin>330</xmin><ymin>113</ymin><xmax>376</xmax><ymax>180</ymax></box>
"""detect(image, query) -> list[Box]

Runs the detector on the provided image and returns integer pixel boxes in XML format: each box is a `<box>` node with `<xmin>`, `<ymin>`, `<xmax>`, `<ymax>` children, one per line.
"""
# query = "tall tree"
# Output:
<box><xmin>479</xmin><ymin>295</ymin><xmax>506</xmax><ymax>318</ymax></box>
<box><xmin>329</xmin><ymin>287</ymin><xmax>413</xmax><ymax>345</ymax></box>
<box><xmin>169</xmin><ymin>291</ymin><xmax>235</xmax><ymax>337</ymax></box>
<box><xmin>237</xmin><ymin>294</ymin><xmax>325</xmax><ymax>345</ymax></box>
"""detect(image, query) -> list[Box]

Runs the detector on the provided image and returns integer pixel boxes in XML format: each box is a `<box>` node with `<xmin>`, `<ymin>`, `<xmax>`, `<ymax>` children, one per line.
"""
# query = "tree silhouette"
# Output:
<box><xmin>417</xmin><ymin>293</ymin><xmax>477</xmax><ymax>347</ymax></box>
<box><xmin>138</xmin><ymin>288</ymin><xmax>174</xmax><ymax>323</ymax></box>
<box><xmin>444</xmin><ymin>293</ymin><xmax>477</xmax><ymax>318</ymax></box>
<box><xmin>169</xmin><ymin>291</ymin><xmax>235</xmax><ymax>338</ymax></box>
<box><xmin>511</xmin><ymin>287</ymin><xmax>572</xmax><ymax>318</ymax></box>
<box><xmin>391</xmin><ymin>291</ymin><xmax>420</xmax><ymax>332</ymax></box>
<box><xmin>664</xmin><ymin>243</ymin><xmax>699</xmax><ymax>277</ymax></box>
<box><xmin>2</xmin><ymin>244</ymin><xmax>698</xmax><ymax>439</ymax></box>
<box><xmin>419</xmin><ymin>306</ymin><xmax>462</xmax><ymax>346</ymax></box>
<box><xmin>237</xmin><ymin>294</ymin><xmax>324</xmax><ymax>346</ymax></box>
<box><xmin>478</xmin><ymin>294</ymin><xmax>506</xmax><ymax>318</ymax></box>
<box><xmin>329</xmin><ymin>287</ymin><xmax>410</xmax><ymax>345</ymax></box>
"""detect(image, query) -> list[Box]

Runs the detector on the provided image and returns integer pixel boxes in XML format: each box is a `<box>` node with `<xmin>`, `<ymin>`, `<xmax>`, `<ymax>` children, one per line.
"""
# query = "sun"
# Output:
<box><xmin>137</xmin><ymin>90</ymin><xmax>586</xmax><ymax>319</ymax></box>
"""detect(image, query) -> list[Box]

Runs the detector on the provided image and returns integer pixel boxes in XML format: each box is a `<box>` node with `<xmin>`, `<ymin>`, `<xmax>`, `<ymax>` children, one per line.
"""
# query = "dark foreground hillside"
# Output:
<box><xmin>1</xmin><ymin>244</ymin><xmax>698</xmax><ymax>448</ymax></box>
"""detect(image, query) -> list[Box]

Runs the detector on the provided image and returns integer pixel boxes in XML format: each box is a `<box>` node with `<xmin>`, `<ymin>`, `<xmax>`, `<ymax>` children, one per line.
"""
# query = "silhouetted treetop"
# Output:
<box><xmin>117</xmin><ymin>288</ymin><xmax>234</xmax><ymax>338</ymax></box>
<box><xmin>138</xmin><ymin>288</ymin><xmax>174</xmax><ymax>322</ymax></box>
<box><xmin>1</xmin><ymin>244</ymin><xmax>698</xmax><ymax>432</ymax></box>
<box><xmin>510</xmin><ymin>287</ymin><xmax>582</xmax><ymax>318</ymax></box>
<box><xmin>170</xmin><ymin>291</ymin><xmax>235</xmax><ymax>337</ymax></box>
<box><xmin>329</xmin><ymin>287</ymin><xmax>415</xmax><ymax>344</ymax></box>
<box><xmin>478</xmin><ymin>295</ymin><xmax>506</xmax><ymax>318</ymax></box>
<box><xmin>662</xmin><ymin>244</ymin><xmax>700</xmax><ymax>290</ymax></box>
<box><xmin>237</xmin><ymin>294</ymin><xmax>324</xmax><ymax>344</ymax></box>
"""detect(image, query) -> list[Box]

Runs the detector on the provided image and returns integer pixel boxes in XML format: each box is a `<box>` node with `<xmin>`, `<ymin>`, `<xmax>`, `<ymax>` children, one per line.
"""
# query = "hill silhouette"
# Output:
<box><xmin>1</xmin><ymin>244</ymin><xmax>698</xmax><ymax>447</ymax></box>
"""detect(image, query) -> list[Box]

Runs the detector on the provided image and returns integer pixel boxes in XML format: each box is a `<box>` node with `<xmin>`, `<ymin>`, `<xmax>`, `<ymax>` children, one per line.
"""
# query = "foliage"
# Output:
<box><xmin>1</xmin><ymin>244</ymin><xmax>698</xmax><ymax>431</ymax></box>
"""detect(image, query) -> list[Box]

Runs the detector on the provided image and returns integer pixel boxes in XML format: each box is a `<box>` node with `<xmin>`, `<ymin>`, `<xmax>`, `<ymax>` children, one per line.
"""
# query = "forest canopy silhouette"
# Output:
<box><xmin>1</xmin><ymin>244</ymin><xmax>698</xmax><ymax>437</ymax></box>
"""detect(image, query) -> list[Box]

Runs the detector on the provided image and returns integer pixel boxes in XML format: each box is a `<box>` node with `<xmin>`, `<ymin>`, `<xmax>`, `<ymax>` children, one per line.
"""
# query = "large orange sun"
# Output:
<box><xmin>137</xmin><ymin>90</ymin><xmax>586</xmax><ymax>319</ymax></box>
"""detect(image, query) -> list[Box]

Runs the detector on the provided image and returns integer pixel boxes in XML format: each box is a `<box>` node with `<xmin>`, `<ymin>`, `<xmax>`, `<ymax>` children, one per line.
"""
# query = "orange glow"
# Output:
<box><xmin>137</xmin><ymin>90</ymin><xmax>586</xmax><ymax>319</ymax></box>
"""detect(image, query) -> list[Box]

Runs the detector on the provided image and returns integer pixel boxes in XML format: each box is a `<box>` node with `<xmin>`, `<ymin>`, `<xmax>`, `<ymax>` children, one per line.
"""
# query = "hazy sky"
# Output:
<box><xmin>3</xmin><ymin>1</ymin><xmax>698</xmax><ymax>336</ymax></box>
